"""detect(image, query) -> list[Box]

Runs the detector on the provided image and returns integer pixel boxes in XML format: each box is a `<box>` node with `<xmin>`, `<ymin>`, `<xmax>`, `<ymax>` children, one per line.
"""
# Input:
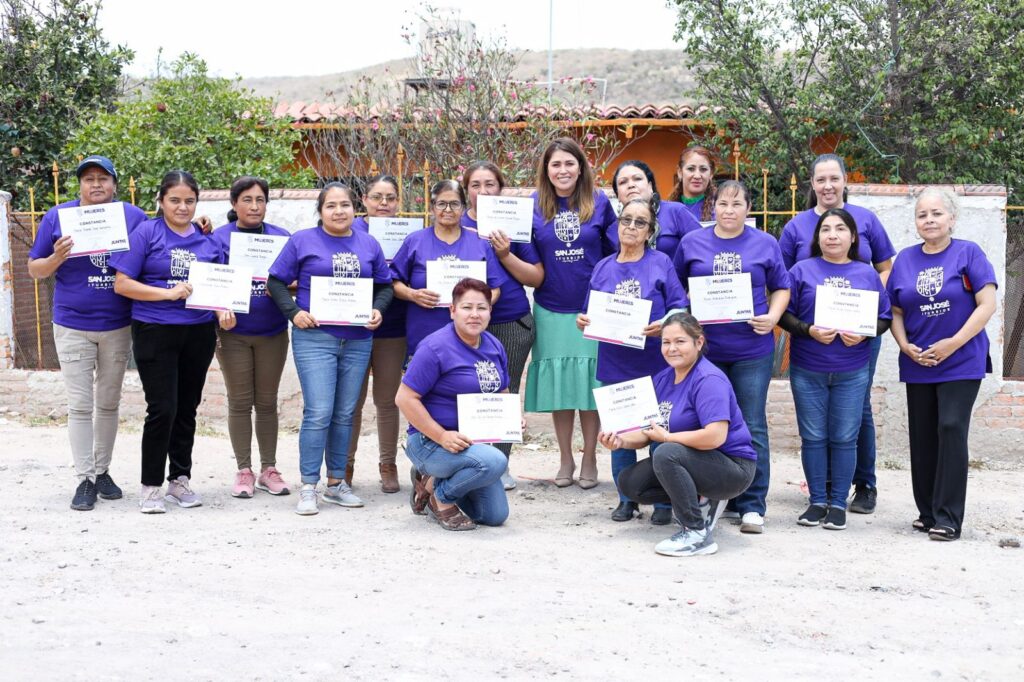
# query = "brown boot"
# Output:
<box><xmin>379</xmin><ymin>462</ymin><xmax>400</xmax><ymax>493</ymax></box>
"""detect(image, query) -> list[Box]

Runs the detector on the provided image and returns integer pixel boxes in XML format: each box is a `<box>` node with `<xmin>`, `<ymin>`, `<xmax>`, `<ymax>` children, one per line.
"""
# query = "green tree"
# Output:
<box><xmin>0</xmin><ymin>0</ymin><xmax>132</xmax><ymax>208</ymax></box>
<box><xmin>66</xmin><ymin>53</ymin><xmax>313</xmax><ymax>209</ymax></box>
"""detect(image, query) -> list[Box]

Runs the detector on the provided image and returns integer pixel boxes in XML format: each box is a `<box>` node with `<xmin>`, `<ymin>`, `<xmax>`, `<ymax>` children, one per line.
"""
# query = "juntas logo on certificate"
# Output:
<box><xmin>592</xmin><ymin>376</ymin><xmax>660</xmax><ymax>434</ymax></box>
<box><xmin>688</xmin><ymin>273</ymin><xmax>754</xmax><ymax>324</ymax></box>
<box><xmin>57</xmin><ymin>202</ymin><xmax>129</xmax><ymax>257</ymax></box>
<box><xmin>457</xmin><ymin>393</ymin><xmax>523</xmax><ymax>443</ymax></box>
<box><xmin>185</xmin><ymin>262</ymin><xmax>254</xmax><ymax>314</ymax></box>
<box><xmin>475</xmin><ymin>195</ymin><xmax>534</xmax><ymax>243</ymax></box>
<box><xmin>583</xmin><ymin>290</ymin><xmax>652</xmax><ymax>349</ymax></box>
<box><xmin>813</xmin><ymin>285</ymin><xmax>879</xmax><ymax>336</ymax></box>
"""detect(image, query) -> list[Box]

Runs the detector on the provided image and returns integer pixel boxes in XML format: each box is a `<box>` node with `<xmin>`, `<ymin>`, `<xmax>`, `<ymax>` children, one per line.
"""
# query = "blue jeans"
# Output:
<box><xmin>292</xmin><ymin>328</ymin><xmax>372</xmax><ymax>484</ymax></box>
<box><xmin>612</xmin><ymin>446</ymin><xmax>670</xmax><ymax>509</ymax></box>
<box><xmin>790</xmin><ymin>364</ymin><xmax>869</xmax><ymax>509</ymax></box>
<box><xmin>713</xmin><ymin>353</ymin><xmax>773</xmax><ymax>515</ymax></box>
<box><xmin>405</xmin><ymin>432</ymin><xmax>509</xmax><ymax>526</ymax></box>
<box><xmin>854</xmin><ymin>336</ymin><xmax>882</xmax><ymax>488</ymax></box>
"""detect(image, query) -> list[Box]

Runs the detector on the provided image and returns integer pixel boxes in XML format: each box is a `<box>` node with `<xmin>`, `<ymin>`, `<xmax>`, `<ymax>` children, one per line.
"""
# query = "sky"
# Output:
<box><xmin>97</xmin><ymin>0</ymin><xmax>683</xmax><ymax>78</ymax></box>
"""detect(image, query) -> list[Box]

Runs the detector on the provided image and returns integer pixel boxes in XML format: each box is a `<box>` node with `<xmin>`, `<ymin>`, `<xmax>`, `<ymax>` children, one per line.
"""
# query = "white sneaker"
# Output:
<box><xmin>139</xmin><ymin>485</ymin><xmax>166</xmax><ymax>514</ymax></box>
<box><xmin>295</xmin><ymin>484</ymin><xmax>319</xmax><ymax>516</ymax></box>
<box><xmin>165</xmin><ymin>475</ymin><xmax>202</xmax><ymax>508</ymax></box>
<box><xmin>740</xmin><ymin>512</ymin><xmax>765</xmax><ymax>534</ymax></box>
<box><xmin>655</xmin><ymin>527</ymin><xmax>718</xmax><ymax>557</ymax></box>
<box><xmin>323</xmin><ymin>481</ymin><xmax>363</xmax><ymax>508</ymax></box>
<box><xmin>501</xmin><ymin>470</ymin><xmax>517</xmax><ymax>491</ymax></box>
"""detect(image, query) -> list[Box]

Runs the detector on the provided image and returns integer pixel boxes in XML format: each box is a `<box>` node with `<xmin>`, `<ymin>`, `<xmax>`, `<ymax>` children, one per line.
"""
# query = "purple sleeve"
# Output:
<box><xmin>693</xmin><ymin>375</ymin><xmax>733</xmax><ymax>426</ymax></box>
<box><xmin>785</xmin><ymin>264</ymin><xmax>804</xmax><ymax>316</ymax></box>
<box><xmin>866</xmin><ymin>216</ymin><xmax>896</xmax><ymax>264</ymax></box>
<box><xmin>267</xmin><ymin>237</ymin><xmax>299</xmax><ymax>283</ymax></box>
<box><xmin>370</xmin><ymin>241</ymin><xmax>392</xmax><ymax>283</ymax></box>
<box><xmin>779</xmin><ymin>222</ymin><xmax>797</xmax><ymax>270</ymax></box>
<box><xmin>402</xmin><ymin>343</ymin><xmax>442</xmax><ymax>396</ymax></box>
<box><xmin>390</xmin><ymin>238</ymin><xmax>414</xmax><ymax>283</ymax></box>
<box><xmin>663</xmin><ymin>264</ymin><xmax>689</xmax><ymax>310</ymax></box>
<box><xmin>28</xmin><ymin>208</ymin><xmax>59</xmax><ymax>259</ymax></box>
<box><xmin>877</xmin><ymin>277</ymin><xmax>892</xmax><ymax>320</ymax></box>
<box><xmin>485</xmin><ymin>248</ymin><xmax>508</xmax><ymax>289</ymax></box>
<box><xmin>599</xmin><ymin>194</ymin><xmax>618</xmax><ymax>257</ymax></box>
<box><xmin>124</xmin><ymin>204</ymin><xmax>148</xmax><ymax>230</ymax></box>
<box><xmin>512</xmin><ymin>240</ymin><xmax>540</xmax><ymax>264</ymax></box>
<box><xmin>965</xmin><ymin>242</ymin><xmax>998</xmax><ymax>292</ymax></box>
<box><xmin>108</xmin><ymin>224</ymin><xmax>149</xmax><ymax>278</ymax></box>
<box><xmin>765</xmin><ymin>238</ymin><xmax>791</xmax><ymax>291</ymax></box>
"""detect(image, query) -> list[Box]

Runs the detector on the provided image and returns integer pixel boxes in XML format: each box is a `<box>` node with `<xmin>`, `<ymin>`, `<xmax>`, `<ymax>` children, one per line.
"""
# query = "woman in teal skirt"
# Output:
<box><xmin>524</xmin><ymin>138</ymin><xmax>617</xmax><ymax>488</ymax></box>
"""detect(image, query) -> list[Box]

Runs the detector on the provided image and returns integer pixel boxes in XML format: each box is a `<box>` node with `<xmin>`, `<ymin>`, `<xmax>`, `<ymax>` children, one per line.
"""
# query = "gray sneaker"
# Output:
<box><xmin>323</xmin><ymin>481</ymin><xmax>363</xmax><ymax>508</ymax></box>
<box><xmin>501</xmin><ymin>470</ymin><xmax>517</xmax><ymax>491</ymax></box>
<box><xmin>139</xmin><ymin>485</ymin><xmax>166</xmax><ymax>514</ymax></box>
<box><xmin>655</xmin><ymin>527</ymin><xmax>718</xmax><ymax>557</ymax></box>
<box><xmin>295</xmin><ymin>484</ymin><xmax>319</xmax><ymax>516</ymax></box>
<box><xmin>165</xmin><ymin>476</ymin><xmax>202</xmax><ymax>508</ymax></box>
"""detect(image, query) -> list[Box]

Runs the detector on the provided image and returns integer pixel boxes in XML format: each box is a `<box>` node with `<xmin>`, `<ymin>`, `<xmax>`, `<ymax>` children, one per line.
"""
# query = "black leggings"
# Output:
<box><xmin>132</xmin><ymin>321</ymin><xmax>217</xmax><ymax>486</ymax></box>
<box><xmin>906</xmin><ymin>380</ymin><xmax>981</xmax><ymax>532</ymax></box>
<box><xmin>619</xmin><ymin>443</ymin><xmax>756</xmax><ymax>530</ymax></box>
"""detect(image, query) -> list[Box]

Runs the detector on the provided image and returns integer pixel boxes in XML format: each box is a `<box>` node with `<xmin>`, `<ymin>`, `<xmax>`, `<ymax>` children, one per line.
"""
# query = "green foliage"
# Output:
<box><xmin>66</xmin><ymin>53</ymin><xmax>314</xmax><ymax>209</ymax></box>
<box><xmin>0</xmin><ymin>0</ymin><xmax>132</xmax><ymax>208</ymax></box>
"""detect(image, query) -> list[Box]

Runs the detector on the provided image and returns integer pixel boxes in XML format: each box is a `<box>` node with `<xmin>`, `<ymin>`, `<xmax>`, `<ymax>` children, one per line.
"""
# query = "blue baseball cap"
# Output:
<box><xmin>76</xmin><ymin>155</ymin><xmax>118</xmax><ymax>181</ymax></box>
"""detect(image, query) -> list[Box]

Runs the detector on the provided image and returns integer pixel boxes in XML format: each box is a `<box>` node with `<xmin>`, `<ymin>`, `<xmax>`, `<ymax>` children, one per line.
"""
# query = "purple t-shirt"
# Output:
<box><xmin>786</xmin><ymin>257</ymin><xmax>892</xmax><ymax>373</ymax></box>
<box><xmin>29</xmin><ymin>199</ymin><xmax>148</xmax><ymax>331</ymax></box>
<box><xmin>674</xmin><ymin>226</ymin><xmax>791</xmax><ymax>363</ymax></box>
<box><xmin>779</xmin><ymin>203</ymin><xmax>896</xmax><ymax>270</ymax></box>
<box><xmin>108</xmin><ymin>217</ymin><xmax>223</xmax><ymax>325</ymax></box>
<box><xmin>212</xmin><ymin>222</ymin><xmax>289</xmax><ymax>337</ymax></box>
<box><xmin>886</xmin><ymin>240</ymin><xmax>997</xmax><ymax>383</ymax></box>
<box><xmin>268</xmin><ymin>225</ymin><xmax>392</xmax><ymax>340</ymax></box>
<box><xmin>402</xmin><ymin>323</ymin><xmax>510</xmax><ymax>435</ymax></box>
<box><xmin>531</xmin><ymin>190</ymin><xmax>617</xmax><ymax>313</ymax></box>
<box><xmin>390</xmin><ymin>227</ymin><xmax>507</xmax><ymax>352</ymax></box>
<box><xmin>353</xmin><ymin>216</ymin><xmax>408</xmax><ymax>339</ymax></box>
<box><xmin>606</xmin><ymin>200</ymin><xmax>702</xmax><ymax>259</ymax></box>
<box><xmin>585</xmin><ymin>249</ymin><xmax>688</xmax><ymax>384</ymax></box>
<box><xmin>679</xmin><ymin>197</ymin><xmax>710</xmax><ymax>223</ymax></box>
<box><xmin>462</xmin><ymin>213</ymin><xmax>538</xmax><ymax>324</ymax></box>
<box><xmin>652</xmin><ymin>358</ymin><xmax>756</xmax><ymax>461</ymax></box>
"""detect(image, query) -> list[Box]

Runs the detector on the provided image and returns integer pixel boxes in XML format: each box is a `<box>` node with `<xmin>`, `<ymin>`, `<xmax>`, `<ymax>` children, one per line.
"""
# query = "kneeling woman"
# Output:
<box><xmin>396</xmin><ymin>279</ymin><xmax>510</xmax><ymax>531</ymax></box>
<box><xmin>603</xmin><ymin>313</ymin><xmax>757</xmax><ymax>557</ymax></box>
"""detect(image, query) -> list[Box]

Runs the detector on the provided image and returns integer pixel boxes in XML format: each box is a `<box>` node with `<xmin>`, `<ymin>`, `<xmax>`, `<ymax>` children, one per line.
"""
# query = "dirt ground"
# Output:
<box><xmin>0</xmin><ymin>417</ymin><xmax>1022</xmax><ymax>681</ymax></box>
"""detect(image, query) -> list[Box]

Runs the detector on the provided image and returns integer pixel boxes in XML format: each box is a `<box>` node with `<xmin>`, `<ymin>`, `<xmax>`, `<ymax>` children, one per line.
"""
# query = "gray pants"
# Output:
<box><xmin>53</xmin><ymin>323</ymin><xmax>131</xmax><ymax>482</ymax></box>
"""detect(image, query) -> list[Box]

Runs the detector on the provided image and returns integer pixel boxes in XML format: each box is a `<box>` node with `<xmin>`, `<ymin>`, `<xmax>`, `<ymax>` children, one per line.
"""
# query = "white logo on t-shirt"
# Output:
<box><xmin>713</xmin><ymin>251</ymin><xmax>742</xmax><ymax>275</ymax></box>
<box><xmin>332</xmin><ymin>252</ymin><xmax>362</xmax><ymax>278</ymax></box>
<box><xmin>475</xmin><ymin>360</ymin><xmax>502</xmax><ymax>393</ymax></box>
<box><xmin>822</xmin><ymin>275</ymin><xmax>851</xmax><ymax>289</ymax></box>
<box><xmin>553</xmin><ymin>210</ymin><xmax>581</xmax><ymax>246</ymax></box>
<box><xmin>170</xmin><ymin>248</ymin><xmax>196</xmax><ymax>279</ymax></box>
<box><xmin>657</xmin><ymin>401</ymin><xmax>673</xmax><ymax>427</ymax></box>
<box><xmin>916</xmin><ymin>266</ymin><xmax>944</xmax><ymax>302</ymax></box>
<box><xmin>89</xmin><ymin>252</ymin><xmax>109</xmax><ymax>274</ymax></box>
<box><xmin>436</xmin><ymin>254</ymin><xmax>459</xmax><ymax>262</ymax></box>
<box><xmin>614</xmin><ymin>278</ymin><xmax>642</xmax><ymax>299</ymax></box>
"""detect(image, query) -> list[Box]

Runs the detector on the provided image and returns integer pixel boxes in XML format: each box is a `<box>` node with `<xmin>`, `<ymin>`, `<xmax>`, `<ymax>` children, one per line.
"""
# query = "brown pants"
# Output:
<box><xmin>349</xmin><ymin>336</ymin><xmax>407</xmax><ymax>469</ymax></box>
<box><xmin>215</xmin><ymin>329</ymin><xmax>289</xmax><ymax>470</ymax></box>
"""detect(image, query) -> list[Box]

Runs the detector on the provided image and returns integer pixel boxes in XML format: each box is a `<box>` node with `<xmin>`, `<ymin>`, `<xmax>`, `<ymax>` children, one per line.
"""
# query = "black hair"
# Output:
<box><xmin>431</xmin><ymin>179</ymin><xmax>467</xmax><ymax>206</ymax></box>
<box><xmin>805</xmin><ymin>153</ymin><xmax>850</xmax><ymax>210</ymax></box>
<box><xmin>315</xmin><ymin>182</ymin><xmax>359</xmax><ymax>226</ymax></box>
<box><xmin>714</xmin><ymin>180</ymin><xmax>752</xmax><ymax>208</ymax></box>
<box><xmin>611</xmin><ymin>160</ymin><xmax>662</xmax><ymax>214</ymax></box>
<box><xmin>226</xmin><ymin>176</ymin><xmax>269</xmax><ymax>223</ymax></box>
<box><xmin>155</xmin><ymin>170</ymin><xmax>199</xmax><ymax>218</ymax></box>
<box><xmin>810</xmin><ymin>207</ymin><xmax>860</xmax><ymax>261</ymax></box>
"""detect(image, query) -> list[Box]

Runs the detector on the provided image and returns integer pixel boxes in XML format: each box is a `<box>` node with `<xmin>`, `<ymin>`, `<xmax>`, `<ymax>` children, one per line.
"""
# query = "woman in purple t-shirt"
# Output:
<box><xmin>109</xmin><ymin>171</ymin><xmax>223</xmax><ymax>514</ymax></box>
<box><xmin>578</xmin><ymin>197</ymin><xmax>688</xmax><ymax>524</ymax></box>
<box><xmin>779</xmin><ymin>208</ymin><xmax>891</xmax><ymax>531</ymax></box>
<box><xmin>523</xmin><ymin>137</ymin><xmax>617</xmax><ymax>489</ymax></box>
<box><xmin>886</xmin><ymin>188</ymin><xmax>997</xmax><ymax>541</ymax></box>
<box><xmin>211</xmin><ymin>176</ymin><xmax>291</xmax><ymax>500</ymax></box>
<box><xmin>396</xmin><ymin>278</ymin><xmax>511</xmax><ymax>531</ymax></box>
<box><xmin>603</xmin><ymin>312</ymin><xmax>757</xmax><ymax>558</ymax></box>
<box><xmin>609</xmin><ymin>160</ymin><xmax>701</xmax><ymax>258</ymax></box>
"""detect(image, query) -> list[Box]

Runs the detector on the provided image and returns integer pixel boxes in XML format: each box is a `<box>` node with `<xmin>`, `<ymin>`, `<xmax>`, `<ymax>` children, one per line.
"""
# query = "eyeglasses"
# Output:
<box><xmin>434</xmin><ymin>201</ymin><xmax>464</xmax><ymax>212</ymax></box>
<box><xmin>618</xmin><ymin>216</ymin><xmax>651</xmax><ymax>230</ymax></box>
<box><xmin>367</xmin><ymin>193</ymin><xmax>398</xmax><ymax>204</ymax></box>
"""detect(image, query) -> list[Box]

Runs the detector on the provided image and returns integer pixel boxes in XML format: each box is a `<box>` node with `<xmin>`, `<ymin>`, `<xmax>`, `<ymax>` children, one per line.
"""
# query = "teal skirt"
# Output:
<box><xmin>523</xmin><ymin>303</ymin><xmax>599</xmax><ymax>412</ymax></box>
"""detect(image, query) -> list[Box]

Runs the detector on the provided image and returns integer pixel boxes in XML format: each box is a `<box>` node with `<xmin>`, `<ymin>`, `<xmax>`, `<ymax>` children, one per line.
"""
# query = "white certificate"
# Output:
<box><xmin>700</xmin><ymin>218</ymin><xmax>757</xmax><ymax>229</ymax></box>
<box><xmin>309</xmin><ymin>276</ymin><xmax>373</xmax><ymax>325</ymax></box>
<box><xmin>457</xmin><ymin>393</ymin><xmax>523</xmax><ymax>443</ymax></box>
<box><xmin>583</xmin><ymin>291</ymin><xmax>653</xmax><ymax>349</ymax></box>
<box><xmin>229</xmin><ymin>232</ymin><xmax>288</xmax><ymax>280</ymax></box>
<box><xmin>593</xmin><ymin>376</ymin><xmax>661</xmax><ymax>434</ymax></box>
<box><xmin>185</xmin><ymin>262</ymin><xmax>253</xmax><ymax>314</ymax></box>
<box><xmin>425</xmin><ymin>260</ymin><xmax>488</xmax><ymax>306</ymax></box>
<box><xmin>58</xmin><ymin>202</ymin><xmax>129</xmax><ymax>257</ymax></box>
<box><xmin>814</xmin><ymin>286</ymin><xmax>879</xmax><ymax>337</ymax></box>
<box><xmin>476</xmin><ymin>195</ymin><xmax>534</xmax><ymax>243</ymax></box>
<box><xmin>368</xmin><ymin>217</ymin><xmax>423</xmax><ymax>261</ymax></box>
<box><xmin>688</xmin><ymin>273</ymin><xmax>755</xmax><ymax>324</ymax></box>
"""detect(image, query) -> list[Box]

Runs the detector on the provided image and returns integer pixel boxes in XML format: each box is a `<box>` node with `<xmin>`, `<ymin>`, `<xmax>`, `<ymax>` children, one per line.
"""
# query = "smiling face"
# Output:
<box><xmin>547</xmin><ymin>150</ymin><xmax>581</xmax><ymax>197</ymax></box>
<box><xmin>617</xmin><ymin>202</ymin><xmax>654</xmax><ymax>251</ymax></box>
<box><xmin>614</xmin><ymin>165</ymin><xmax>654</xmax><ymax>203</ymax></box>
<box><xmin>466</xmin><ymin>168</ymin><xmax>501</xmax><ymax>211</ymax></box>
<box><xmin>661</xmin><ymin>322</ymin><xmax>703</xmax><ymax>373</ymax></box>
<box><xmin>450</xmin><ymin>289</ymin><xmax>491</xmax><ymax>339</ymax></box>
<box><xmin>432</xmin><ymin>189</ymin><xmax>464</xmax><ymax>229</ymax></box>
<box><xmin>319</xmin><ymin>187</ymin><xmax>355</xmax><ymax>235</ymax></box>
<box><xmin>812</xmin><ymin>160</ymin><xmax>846</xmax><ymax>210</ymax></box>
<box><xmin>363</xmin><ymin>180</ymin><xmax>399</xmax><ymax>218</ymax></box>
<box><xmin>159</xmin><ymin>184</ymin><xmax>198</xmax><ymax>230</ymax></box>
<box><xmin>714</xmin><ymin>186</ymin><xmax>749</xmax><ymax>232</ymax></box>
<box><xmin>232</xmin><ymin>184</ymin><xmax>268</xmax><ymax>229</ymax></box>
<box><xmin>78</xmin><ymin>167</ymin><xmax>116</xmax><ymax>207</ymax></box>
<box><xmin>817</xmin><ymin>215</ymin><xmax>854</xmax><ymax>260</ymax></box>
<box><xmin>915</xmin><ymin>194</ymin><xmax>954</xmax><ymax>244</ymax></box>
<box><xmin>679</xmin><ymin>150</ymin><xmax>712</xmax><ymax>198</ymax></box>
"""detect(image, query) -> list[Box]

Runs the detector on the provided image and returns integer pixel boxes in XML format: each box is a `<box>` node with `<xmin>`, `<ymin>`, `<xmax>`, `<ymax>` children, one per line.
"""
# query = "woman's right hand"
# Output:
<box><xmin>165</xmin><ymin>282</ymin><xmax>192</xmax><ymax>301</ymax></box>
<box><xmin>575</xmin><ymin>313</ymin><xmax>591</xmax><ymax>331</ymax></box>
<box><xmin>52</xmin><ymin>235</ymin><xmax>74</xmax><ymax>263</ymax></box>
<box><xmin>901</xmin><ymin>342</ymin><xmax>931</xmax><ymax>367</ymax></box>
<box><xmin>808</xmin><ymin>325</ymin><xmax>838</xmax><ymax>345</ymax></box>
<box><xmin>411</xmin><ymin>289</ymin><xmax>441</xmax><ymax>309</ymax></box>
<box><xmin>438</xmin><ymin>430</ymin><xmax>472</xmax><ymax>453</ymax></box>
<box><xmin>292</xmin><ymin>311</ymin><xmax>318</xmax><ymax>329</ymax></box>
<box><xmin>598</xmin><ymin>430</ymin><xmax>622</xmax><ymax>450</ymax></box>
<box><xmin>490</xmin><ymin>230</ymin><xmax>511</xmax><ymax>258</ymax></box>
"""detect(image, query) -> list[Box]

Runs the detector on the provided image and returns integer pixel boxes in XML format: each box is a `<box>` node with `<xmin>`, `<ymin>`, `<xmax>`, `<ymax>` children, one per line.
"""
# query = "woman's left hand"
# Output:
<box><xmin>365</xmin><ymin>309</ymin><xmax>383</xmax><ymax>331</ymax></box>
<box><xmin>747</xmin><ymin>314</ymin><xmax>778</xmax><ymax>335</ymax></box>
<box><xmin>490</xmin><ymin>230</ymin><xmax>511</xmax><ymax>258</ymax></box>
<box><xmin>218</xmin><ymin>310</ymin><xmax>236</xmax><ymax>331</ymax></box>
<box><xmin>598</xmin><ymin>430</ymin><xmax>622</xmax><ymax>450</ymax></box>
<box><xmin>642</xmin><ymin>421</ymin><xmax>671</xmax><ymax>443</ymax></box>
<box><xmin>924</xmin><ymin>338</ymin><xmax>960</xmax><ymax>365</ymax></box>
<box><xmin>838</xmin><ymin>332</ymin><xmax>865</xmax><ymax>347</ymax></box>
<box><xmin>642</xmin><ymin>320</ymin><xmax>662</xmax><ymax>337</ymax></box>
<box><xmin>575</xmin><ymin>313</ymin><xmax>590</xmax><ymax>331</ymax></box>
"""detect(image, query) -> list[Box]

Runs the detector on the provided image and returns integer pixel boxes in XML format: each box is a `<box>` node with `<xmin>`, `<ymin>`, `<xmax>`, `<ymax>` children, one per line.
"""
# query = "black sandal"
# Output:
<box><xmin>912</xmin><ymin>518</ymin><xmax>933</xmax><ymax>533</ymax></box>
<box><xmin>928</xmin><ymin>525</ymin><xmax>960</xmax><ymax>542</ymax></box>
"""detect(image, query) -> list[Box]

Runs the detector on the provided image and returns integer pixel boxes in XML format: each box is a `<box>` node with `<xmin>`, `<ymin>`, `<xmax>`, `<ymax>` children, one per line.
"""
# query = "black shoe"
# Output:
<box><xmin>848</xmin><ymin>485</ymin><xmax>877</xmax><ymax>514</ymax></box>
<box><xmin>70</xmin><ymin>479</ymin><xmax>97</xmax><ymax>511</ymax></box>
<box><xmin>823</xmin><ymin>506</ymin><xmax>847</xmax><ymax>530</ymax></box>
<box><xmin>611</xmin><ymin>501</ymin><xmax>640</xmax><ymax>522</ymax></box>
<box><xmin>95</xmin><ymin>472</ymin><xmax>123</xmax><ymax>500</ymax></box>
<box><xmin>797</xmin><ymin>504</ymin><xmax>828</xmax><ymax>527</ymax></box>
<box><xmin>650</xmin><ymin>507</ymin><xmax>674</xmax><ymax>526</ymax></box>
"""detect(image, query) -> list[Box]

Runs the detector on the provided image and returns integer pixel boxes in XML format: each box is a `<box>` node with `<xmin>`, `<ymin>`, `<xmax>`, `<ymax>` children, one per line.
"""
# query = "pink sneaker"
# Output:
<box><xmin>256</xmin><ymin>467</ymin><xmax>291</xmax><ymax>496</ymax></box>
<box><xmin>232</xmin><ymin>468</ymin><xmax>256</xmax><ymax>498</ymax></box>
